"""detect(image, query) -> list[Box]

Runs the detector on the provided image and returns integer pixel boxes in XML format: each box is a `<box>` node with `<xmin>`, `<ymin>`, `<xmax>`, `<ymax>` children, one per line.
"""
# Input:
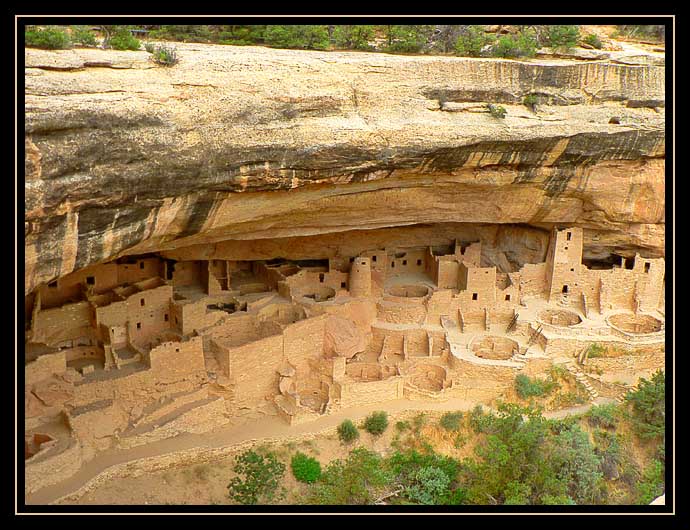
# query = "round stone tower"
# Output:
<box><xmin>349</xmin><ymin>257</ymin><xmax>372</xmax><ymax>297</ymax></box>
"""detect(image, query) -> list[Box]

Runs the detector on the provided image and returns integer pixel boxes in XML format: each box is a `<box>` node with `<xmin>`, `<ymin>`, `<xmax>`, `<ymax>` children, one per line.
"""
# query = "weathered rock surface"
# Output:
<box><xmin>24</xmin><ymin>44</ymin><xmax>665</xmax><ymax>294</ymax></box>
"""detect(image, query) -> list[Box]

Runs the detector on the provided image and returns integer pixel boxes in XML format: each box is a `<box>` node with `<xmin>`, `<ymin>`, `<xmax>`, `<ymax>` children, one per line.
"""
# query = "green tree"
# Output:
<box><xmin>70</xmin><ymin>26</ymin><xmax>97</xmax><ymax>46</ymax></box>
<box><xmin>332</xmin><ymin>25</ymin><xmax>375</xmax><ymax>50</ymax></box>
<box><xmin>102</xmin><ymin>26</ymin><xmax>141</xmax><ymax>50</ymax></box>
<box><xmin>291</xmin><ymin>452</ymin><xmax>322</xmax><ymax>483</ymax></box>
<box><xmin>636</xmin><ymin>459</ymin><xmax>664</xmax><ymax>504</ymax></box>
<box><xmin>306</xmin><ymin>448</ymin><xmax>393</xmax><ymax>504</ymax></box>
<box><xmin>454</xmin><ymin>25</ymin><xmax>494</xmax><ymax>57</ymax></box>
<box><xmin>625</xmin><ymin>370</ymin><xmax>665</xmax><ymax>440</ymax></box>
<box><xmin>404</xmin><ymin>466</ymin><xmax>452</xmax><ymax>504</ymax></box>
<box><xmin>25</xmin><ymin>26</ymin><xmax>71</xmax><ymax>49</ymax></box>
<box><xmin>227</xmin><ymin>450</ymin><xmax>286</xmax><ymax>505</ymax></box>
<box><xmin>384</xmin><ymin>25</ymin><xmax>434</xmax><ymax>53</ymax></box>
<box><xmin>492</xmin><ymin>30</ymin><xmax>537</xmax><ymax>58</ymax></box>
<box><xmin>545</xmin><ymin>25</ymin><xmax>580</xmax><ymax>49</ymax></box>
<box><xmin>264</xmin><ymin>25</ymin><xmax>330</xmax><ymax>50</ymax></box>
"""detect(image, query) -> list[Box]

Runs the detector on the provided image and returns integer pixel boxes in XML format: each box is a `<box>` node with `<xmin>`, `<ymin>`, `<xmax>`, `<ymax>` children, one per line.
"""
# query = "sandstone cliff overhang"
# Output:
<box><xmin>24</xmin><ymin>44</ymin><xmax>665</xmax><ymax>294</ymax></box>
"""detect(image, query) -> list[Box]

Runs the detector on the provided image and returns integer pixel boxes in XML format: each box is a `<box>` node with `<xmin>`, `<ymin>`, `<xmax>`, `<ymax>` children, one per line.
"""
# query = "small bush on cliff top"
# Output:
<box><xmin>149</xmin><ymin>44</ymin><xmax>179</xmax><ymax>66</ymax></box>
<box><xmin>108</xmin><ymin>28</ymin><xmax>141</xmax><ymax>50</ymax></box>
<box><xmin>25</xmin><ymin>26</ymin><xmax>71</xmax><ymax>49</ymax></box>
<box><xmin>583</xmin><ymin>33</ymin><xmax>603</xmax><ymax>49</ymax></box>
<box><xmin>338</xmin><ymin>419</ymin><xmax>360</xmax><ymax>443</ymax></box>
<box><xmin>70</xmin><ymin>26</ymin><xmax>97</xmax><ymax>47</ymax></box>
<box><xmin>291</xmin><ymin>452</ymin><xmax>321</xmax><ymax>483</ymax></box>
<box><xmin>363</xmin><ymin>411</ymin><xmax>389</xmax><ymax>435</ymax></box>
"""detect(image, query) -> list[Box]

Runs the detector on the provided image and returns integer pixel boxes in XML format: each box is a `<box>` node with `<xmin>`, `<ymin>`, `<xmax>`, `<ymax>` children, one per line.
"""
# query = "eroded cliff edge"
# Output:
<box><xmin>24</xmin><ymin>44</ymin><xmax>665</xmax><ymax>295</ymax></box>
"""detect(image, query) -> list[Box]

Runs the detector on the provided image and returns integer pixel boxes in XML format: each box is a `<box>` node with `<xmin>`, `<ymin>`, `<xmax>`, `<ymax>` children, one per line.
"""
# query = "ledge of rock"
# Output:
<box><xmin>24</xmin><ymin>43</ymin><xmax>665</xmax><ymax>294</ymax></box>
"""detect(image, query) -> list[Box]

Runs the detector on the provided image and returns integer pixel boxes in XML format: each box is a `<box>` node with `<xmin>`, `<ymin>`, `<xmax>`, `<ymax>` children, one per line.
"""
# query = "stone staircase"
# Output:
<box><xmin>510</xmin><ymin>353</ymin><xmax>529</xmax><ymax>369</ymax></box>
<box><xmin>615</xmin><ymin>383</ymin><xmax>638</xmax><ymax>404</ymax></box>
<box><xmin>560</xmin><ymin>358</ymin><xmax>599</xmax><ymax>401</ymax></box>
<box><xmin>557</xmin><ymin>292</ymin><xmax>571</xmax><ymax>308</ymax></box>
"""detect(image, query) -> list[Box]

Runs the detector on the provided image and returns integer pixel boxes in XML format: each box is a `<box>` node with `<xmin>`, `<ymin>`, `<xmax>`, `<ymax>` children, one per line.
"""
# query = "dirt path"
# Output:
<box><xmin>26</xmin><ymin>396</ymin><xmax>615</xmax><ymax>505</ymax></box>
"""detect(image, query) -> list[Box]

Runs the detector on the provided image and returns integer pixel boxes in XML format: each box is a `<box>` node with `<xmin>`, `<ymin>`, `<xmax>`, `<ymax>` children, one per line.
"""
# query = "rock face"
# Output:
<box><xmin>24</xmin><ymin>44</ymin><xmax>665</xmax><ymax>294</ymax></box>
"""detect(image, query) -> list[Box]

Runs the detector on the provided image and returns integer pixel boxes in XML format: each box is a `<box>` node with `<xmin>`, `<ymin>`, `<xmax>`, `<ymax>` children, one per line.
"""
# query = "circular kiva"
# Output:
<box><xmin>538</xmin><ymin>309</ymin><xmax>583</xmax><ymax>327</ymax></box>
<box><xmin>608</xmin><ymin>313</ymin><xmax>662</xmax><ymax>334</ymax></box>
<box><xmin>471</xmin><ymin>335</ymin><xmax>520</xmax><ymax>360</ymax></box>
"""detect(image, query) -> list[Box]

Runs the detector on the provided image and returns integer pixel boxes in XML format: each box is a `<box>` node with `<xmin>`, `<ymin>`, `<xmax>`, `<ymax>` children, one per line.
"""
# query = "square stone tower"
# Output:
<box><xmin>545</xmin><ymin>227</ymin><xmax>583</xmax><ymax>302</ymax></box>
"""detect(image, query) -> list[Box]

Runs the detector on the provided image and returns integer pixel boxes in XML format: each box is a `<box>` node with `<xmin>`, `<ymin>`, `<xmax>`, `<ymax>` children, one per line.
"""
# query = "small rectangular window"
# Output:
<box><xmin>139</xmin><ymin>262</ymin><xmax>145</xmax><ymax>269</ymax></box>
<box><xmin>140</xmin><ymin>298</ymin><xmax>145</xmax><ymax>306</ymax></box>
<box><xmin>567</xmin><ymin>232</ymin><xmax>572</xmax><ymax>241</ymax></box>
<box><xmin>86</xmin><ymin>276</ymin><xmax>95</xmax><ymax>285</ymax></box>
<box><xmin>164</xmin><ymin>314</ymin><xmax>169</xmax><ymax>322</ymax></box>
<box><xmin>644</xmin><ymin>263</ymin><xmax>651</xmax><ymax>273</ymax></box>
<box><xmin>341</xmin><ymin>282</ymin><xmax>346</xmax><ymax>289</ymax></box>
<box><xmin>402</xmin><ymin>260</ymin><xmax>407</xmax><ymax>266</ymax></box>
<box><xmin>319</xmin><ymin>273</ymin><xmax>325</xmax><ymax>283</ymax></box>
<box><xmin>472</xmin><ymin>293</ymin><xmax>478</xmax><ymax>301</ymax></box>
<box><xmin>136</xmin><ymin>322</ymin><xmax>141</xmax><ymax>329</ymax></box>
<box><xmin>372</xmin><ymin>255</ymin><xmax>377</xmax><ymax>262</ymax></box>
<box><xmin>505</xmin><ymin>294</ymin><xmax>511</xmax><ymax>301</ymax></box>
<box><xmin>417</xmin><ymin>259</ymin><xmax>422</xmax><ymax>266</ymax></box>
<box><xmin>391</xmin><ymin>262</ymin><xmax>395</xmax><ymax>268</ymax></box>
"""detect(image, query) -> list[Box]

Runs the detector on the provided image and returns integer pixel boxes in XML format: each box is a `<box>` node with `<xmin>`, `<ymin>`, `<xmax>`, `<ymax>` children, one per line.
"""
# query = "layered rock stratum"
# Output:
<box><xmin>24</xmin><ymin>43</ymin><xmax>665</xmax><ymax>295</ymax></box>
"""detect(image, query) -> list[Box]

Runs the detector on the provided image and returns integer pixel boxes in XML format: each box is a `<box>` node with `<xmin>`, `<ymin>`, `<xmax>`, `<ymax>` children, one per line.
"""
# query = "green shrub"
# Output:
<box><xmin>144</xmin><ymin>42</ymin><xmax>156</xmax><ymax>53</ymax></box>
<box><xmin>25</xmin><ymin>26</ymin><xmax>71</xmax><ymax>49</ymax></box>
<box><xmin>383</xmin><ymin>25</ymin><xmax>434</xmax><ymax>54</ymax></box>
<box><xmin>404</xmin><ymin>466</ymin><xmax>452</xmax><ymax>504</ymax></box>
<box><xmin>515</xmin><ymin>374</ymin><xmax>557</xmax><ymax>398</ymax></box>
<box><xmin>583</xmin><ymin>33</ymin><xmax>603</xmax><ymax>49</ymax></box>
<box><xmin>635</xmin><ymin>459</ymin><xmax>664</xmax><ymax>504</ymax></box>
<box><xmin>439</xmin><ymin>411</ymin><xmax>463</xmax><ymax>431</ymax></box>
<box><xmin>306</xmin><ymin>447</ymin><xmax>393</xmax><ymax>504</ymax></box>
<box><xmin>363</xmin><ymin>411</ymin><xmax>388</xmax><ymax>435</ymax></box>
<box><xmin>545</xmin><ymin>25</ymin><xmax>580</xmax><ymax>49</ymax></box>
<box><xmin>109</xmin><ymin>28</ymin><xmax>141</xmax><ymax>50</ymax></box>
<box><xmin>227</xmin><ymin>450</ymin><xmax>286</xmax><ymax>505</ymax></box>
<box><xmin>487</xmin><ymin>104</ymin><xmax>507</xmax><ymax>119</ymax></box>
<box><xmin>291</xmin><ymin>452</ymin><xmax>321</xmax><ymax>483</ymax></box>
<box><xmin>492</xmin><ymin>31</ymin><xmax>537</xmax><ymax>58</ymax></box>
<box><xmin>70</xmin><ymin>26</ymin><xmax>97</xmax><ymax>47</ymax></box>
<box><xmin>586</xmin><ymin>343</ymin><xmax>606</xmax><ymax>358</ymax></box>
<box><xmin>264</xmin><ymin>25</ymin><xmax>330</xmax><ymax>50</ymax></box>
<box><xmin>454</xmin><ymin>25</ymin><xmax>494</xmax><ymax>57</ymax></box>
<box><xmin>396</xmin><ymin>420</ymin><xmax>411</xmax><ymax>432</ymax></box>
<box><xmin>625</xmin><ymin>370</ymin><xmax>665</xmax><ymax>440</ymax></box>
<box><xmin>523</xmin><ymin>93</ymin><xmax>538</xmax><ymax>110</ymax></box>
<box><xmin>587</xmin><ymin>403</ymin><xmax>618</xmax><ymax>429</ymax></box>
<box><xmin>617</xmin><ymin>25</ymin><xmax>665</xmax><ymax>42</ymax></box>
<box><xmin>149</xmin><ymin>44</ymin><xmax>178</xmax><ymax>66</ymax></box>
<box><xmin>337</xmin><ymin>419</ymin><xmax>360</xmax><ymax>443</ymax></box>
<box><xmin>332</xmin><ymin>25</ymin><xmax>375</xmax><ymax>50</ymax></box>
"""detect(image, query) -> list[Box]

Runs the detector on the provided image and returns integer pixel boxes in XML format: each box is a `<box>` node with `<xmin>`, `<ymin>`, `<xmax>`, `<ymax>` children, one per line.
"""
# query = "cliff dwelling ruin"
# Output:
<box><xmin>22</xmin><ymin>27</ymin><xmax>667</xmax><ymax>507</ymax></box>
<box><xmin>24</xmin><ymin>225</ymin><xmax>665</xmax><ymax>494</ymax></box>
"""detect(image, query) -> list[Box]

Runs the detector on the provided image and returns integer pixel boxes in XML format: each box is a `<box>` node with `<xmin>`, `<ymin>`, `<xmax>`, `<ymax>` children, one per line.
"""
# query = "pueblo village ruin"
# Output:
<box><xmin>22</xmin><ymin>23</ymin><xmax>667</xmax><ymax>507</ymax></box>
